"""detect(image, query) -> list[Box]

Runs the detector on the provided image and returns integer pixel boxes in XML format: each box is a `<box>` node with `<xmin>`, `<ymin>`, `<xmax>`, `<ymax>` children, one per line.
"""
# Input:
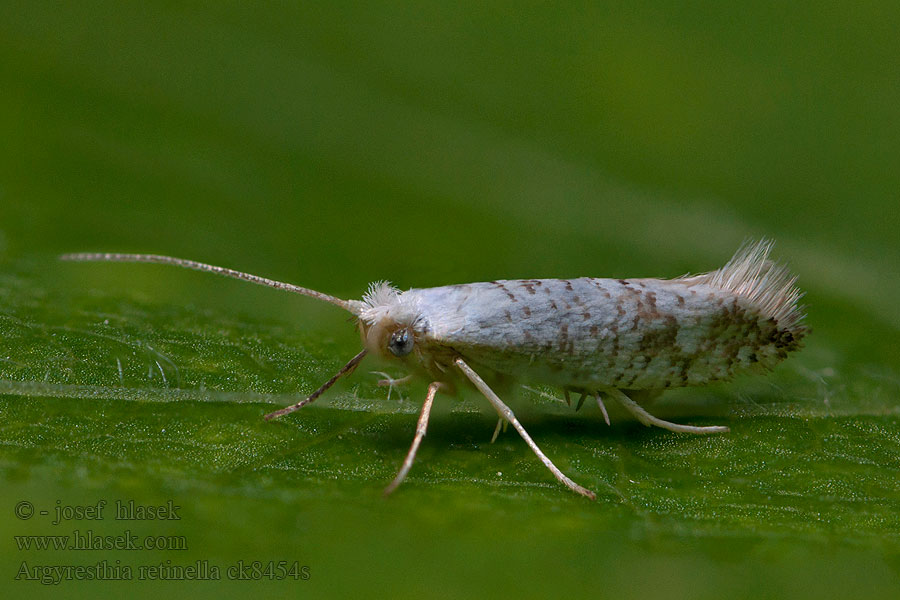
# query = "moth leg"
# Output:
<box><xmin>491</xmin><ymin>418</ymin><xmax>503</xmax><ymax>443</ymax></box>
<box><xmin>489</xmin><ymin>418</ymin><xmax>510</xmax><ymax>444</ymax></box>
<box><xmin>372</xmin><ymin>372</ymin><xmax>413</xmax><ymax>401</ymax></box>
<box><xmin>575</xmin><ymin>392</ymin><xmax>588</xmax><ymax>412</ymax></box>
<box><xmin>384</xmin><ymin>381</ymin><xmax>444</xmax><ymax>496</ymax></box>
<box><xmin>608</xmin><ymin>388</ymin><xmax>729</xmax><ymax>434</ymax></box>
<box><xmin>455</xmin><ymin>357</ymin><xmax>597</xmax><ymax>500</ymax></box>
<box><xmin>595</xmin><ymin>392</ymin><xmax>611</xmax><ymax>426</ymax></box>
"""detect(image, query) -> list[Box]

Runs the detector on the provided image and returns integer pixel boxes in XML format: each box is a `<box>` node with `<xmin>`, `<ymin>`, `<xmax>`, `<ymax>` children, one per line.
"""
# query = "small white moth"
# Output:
<box><xmin>62</xmin><ymin>239</ymin><xmax>806</xmax><ymax>500</ymax></box>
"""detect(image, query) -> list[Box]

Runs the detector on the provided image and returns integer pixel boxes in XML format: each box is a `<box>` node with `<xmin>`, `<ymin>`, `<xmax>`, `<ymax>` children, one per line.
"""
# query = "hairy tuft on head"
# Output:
<box><xmin>359</xmin><ymin>281</ymin><xmax>421</xmax><ymax>326</ymax></box>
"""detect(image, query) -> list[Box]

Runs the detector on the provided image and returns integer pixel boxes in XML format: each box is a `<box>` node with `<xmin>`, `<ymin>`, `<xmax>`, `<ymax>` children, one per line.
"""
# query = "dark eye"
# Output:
<box><xmin>388</xmin><ymin>328</ymin><xmax>414</xmax><ymax>357</ymax></box>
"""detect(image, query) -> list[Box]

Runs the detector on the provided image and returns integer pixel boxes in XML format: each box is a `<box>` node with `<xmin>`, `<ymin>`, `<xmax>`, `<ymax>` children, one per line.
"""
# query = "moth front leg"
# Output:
<box><xmin>372</xmin><ymin>372</ymin><xmax>414</xmax><ymax>401</ymax></box>
<box><xmin>383</xmin><ymin>381</ymin><xmax>444</xmax><ymax>495</ymax></box>
<box><xmin>454</xmin><ymin>357</ymin><xmax>597</xmax><ymax>500</ymax></box>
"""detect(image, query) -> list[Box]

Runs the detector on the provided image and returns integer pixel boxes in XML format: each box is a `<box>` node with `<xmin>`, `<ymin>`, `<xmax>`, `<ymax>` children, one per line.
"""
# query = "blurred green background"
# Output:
<box><xmin>1</xmin><ymin>1</ymin><xmax>899</xmax><ymax>598</ymax></box>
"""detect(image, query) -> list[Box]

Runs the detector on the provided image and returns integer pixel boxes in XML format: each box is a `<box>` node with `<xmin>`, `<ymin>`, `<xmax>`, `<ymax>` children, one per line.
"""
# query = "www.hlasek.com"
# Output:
<box><xmin>13</xmin><ymin>499</ymin><xmax>309</xmax><ymax>585</ymax></box>
<box><xmin>16</xmin><ymin>529</ymin><xmax>187</xmax><ymax>551</ymax></box>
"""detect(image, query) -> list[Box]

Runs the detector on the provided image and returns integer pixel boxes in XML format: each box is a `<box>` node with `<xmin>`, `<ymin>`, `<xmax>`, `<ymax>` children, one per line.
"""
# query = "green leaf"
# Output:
<box><xmin>2</xmin><ymin>256</ymin><xmax>899</xmax><ymax>596</ymax></box>
<box><xmin>2</xmin><ymin>2</ymin><xmax>900</xmax><ymax>598</ymax></box>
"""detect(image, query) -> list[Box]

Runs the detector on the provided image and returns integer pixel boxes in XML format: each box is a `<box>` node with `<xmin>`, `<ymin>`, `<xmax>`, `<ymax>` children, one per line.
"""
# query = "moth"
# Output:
<box><xmin>62</xmin><ymin>239</ymin><xmax>806</xmax><ymax>500</ymax></box>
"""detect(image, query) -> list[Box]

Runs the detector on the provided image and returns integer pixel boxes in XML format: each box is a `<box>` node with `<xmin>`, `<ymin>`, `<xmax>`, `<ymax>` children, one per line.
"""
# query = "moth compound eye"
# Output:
<box><xmin>388</xmin><ymin>328</ymin><xmax>414</xmax><ymax>357</ymax></box>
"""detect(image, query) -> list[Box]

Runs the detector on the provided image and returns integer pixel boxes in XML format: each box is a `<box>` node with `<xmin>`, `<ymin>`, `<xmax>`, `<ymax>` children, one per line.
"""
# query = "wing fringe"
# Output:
<box><xmin>682</xmin><ymin>239</ymin><xmax>807</xmax><ymax>335</ymax></box>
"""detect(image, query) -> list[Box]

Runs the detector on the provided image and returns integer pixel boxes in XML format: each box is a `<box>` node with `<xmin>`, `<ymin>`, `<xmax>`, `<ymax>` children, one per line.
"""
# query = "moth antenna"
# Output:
<box><xmin>60</xmin><ymin>252</ymin><xmax>362</xmax><ymax>315</ymax></box>
<box><xmin>264</xmin><ymin>349</ymin><xmax>368</xmax><ymax>420</ymax></box>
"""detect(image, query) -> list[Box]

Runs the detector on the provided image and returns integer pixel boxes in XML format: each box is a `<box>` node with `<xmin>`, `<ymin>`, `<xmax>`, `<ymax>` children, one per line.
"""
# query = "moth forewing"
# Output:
<box><xmin>62</xmin><ymin>239</ymin><xmax>806</xmax><ymax>500</ymax></box>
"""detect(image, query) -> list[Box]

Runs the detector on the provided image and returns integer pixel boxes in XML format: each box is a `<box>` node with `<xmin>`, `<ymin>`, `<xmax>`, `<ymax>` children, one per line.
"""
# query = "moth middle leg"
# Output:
<box><xmin>607</xmin><ymin>388</ymin><xmax>729</xmax><ymax>434</ymax></box>
<box><xmin>454</xmin><ymin>357</ymin><xmax>597</xmax><ymax>500</ymax></box>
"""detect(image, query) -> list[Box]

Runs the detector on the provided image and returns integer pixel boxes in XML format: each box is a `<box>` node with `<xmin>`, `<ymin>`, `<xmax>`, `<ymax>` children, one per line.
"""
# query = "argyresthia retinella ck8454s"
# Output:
<box><xmin>62</xmin><ymin>239</ymin><xmax>806</xmax><ymax>500</ymax></box>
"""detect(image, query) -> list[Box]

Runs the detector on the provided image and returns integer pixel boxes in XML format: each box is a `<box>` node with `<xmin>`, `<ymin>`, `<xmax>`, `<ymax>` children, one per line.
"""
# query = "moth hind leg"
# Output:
<box><xmin>625</xmin><ymin>389</ymin><xmax>664</xmax><ymax>405</ymax></box>
<box><xmin>607</xmin><ymin>388</ymin><xmax>729</xmax><ymax>434</ymax></box>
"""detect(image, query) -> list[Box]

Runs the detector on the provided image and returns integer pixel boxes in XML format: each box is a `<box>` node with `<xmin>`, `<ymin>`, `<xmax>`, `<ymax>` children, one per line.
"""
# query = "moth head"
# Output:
<box><xmin>357</xmin><ymin>281</ymin><xmax>422</xmax><ymax>362</ymax></box>
<box><xmin>360</xmin><ymin>318</ymin><xmax>418</xmax><ymax>361</ymax></box>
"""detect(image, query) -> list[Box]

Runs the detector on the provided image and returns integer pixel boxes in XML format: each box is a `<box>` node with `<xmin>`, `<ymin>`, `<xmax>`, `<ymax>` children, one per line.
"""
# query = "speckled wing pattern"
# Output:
<box><xmin>405</xmin><ymin>241</ymin><xmax>805</xmax><ymax>391</ymax></box>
